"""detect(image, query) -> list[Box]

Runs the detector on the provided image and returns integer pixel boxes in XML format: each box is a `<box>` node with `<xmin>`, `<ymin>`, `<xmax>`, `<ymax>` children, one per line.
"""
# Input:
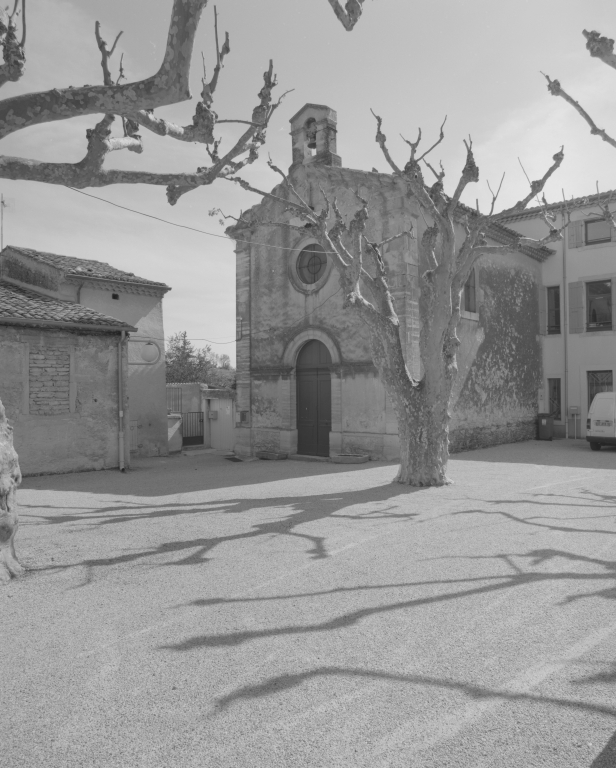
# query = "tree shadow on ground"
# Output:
<box><xmin>591</xmin><ymin>731</ymin><xmax>616</xmax><ymax>767</ymax></box>
<box><xmin>159</xmin><ymin>547</ymin><xmax>616</xmax><ymax>652</ymax></box>
<box><xmin>30</xmin><ymin>481</ymin><xmax>423</xmax><ymax>584</ymax></box>
<box><xmin>450</xmin><ymin>492</ymin><xmax>616</xmax><ymax>537</ymax></box>
<box><xmin>207</xmin><ymin>664</ymin><xmax>616</xmax><ymax>719</ymax></box>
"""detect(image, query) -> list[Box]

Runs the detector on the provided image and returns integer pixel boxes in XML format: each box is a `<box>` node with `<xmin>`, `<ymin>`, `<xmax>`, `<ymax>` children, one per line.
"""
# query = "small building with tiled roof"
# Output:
<box><xmin>0</xmin><ymin>245</ymin><xmax>171</xmax><ymax>474</ymax></box>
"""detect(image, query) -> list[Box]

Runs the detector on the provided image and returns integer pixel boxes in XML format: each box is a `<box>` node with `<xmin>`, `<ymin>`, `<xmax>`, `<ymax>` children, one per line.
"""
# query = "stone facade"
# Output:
<box><xmin>0</xmin><ymin>326</ymin><xmax>130</xmax><ymax>476</ymax></box>
<box><xmin>230</xmin><ymin>104</ymin><xmax>547</xmax><ymax>460</ymax></box>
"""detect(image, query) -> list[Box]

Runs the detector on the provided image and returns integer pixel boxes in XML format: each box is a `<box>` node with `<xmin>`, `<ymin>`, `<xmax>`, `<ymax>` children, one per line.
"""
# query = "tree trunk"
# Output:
<box><xmin>364</xmin><ymin>316</ymin><xmax>453</xmax><ymax>487</ymax></box>
<box><xmin>0</xmin><ymin>398</ymin><xmax>23</xmax><ymax>584</ymax></box>
<box><xmin>395</xmin><ymin>400</ymin><xmax>451</xmax><ymax>486</ymax></box>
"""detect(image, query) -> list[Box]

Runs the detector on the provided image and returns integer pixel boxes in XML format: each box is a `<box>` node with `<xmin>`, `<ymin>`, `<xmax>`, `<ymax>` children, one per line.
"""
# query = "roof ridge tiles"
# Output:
<box><xmin>3</xmin><ymin>245</ymin><xmax>170</xmax><ymax>289</ymax></box>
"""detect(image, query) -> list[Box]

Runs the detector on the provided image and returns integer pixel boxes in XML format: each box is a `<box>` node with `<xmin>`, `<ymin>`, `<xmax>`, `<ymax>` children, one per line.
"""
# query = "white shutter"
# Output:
<box><xmin>568</xmin><ymin>282</ymin><xmax>584</xmax><ymax>334</ymax></box>
<box><xmin>567</xmin><ymin>221</ymin><xmax>584</xmax><ymax>248</ymax></box>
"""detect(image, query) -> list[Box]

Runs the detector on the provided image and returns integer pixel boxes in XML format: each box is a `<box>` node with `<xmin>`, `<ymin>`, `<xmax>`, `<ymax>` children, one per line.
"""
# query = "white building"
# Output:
<box><xmin>504</xmin><ymin>193</ymin><xmax>616</xmax><ymax>439</ymax></box>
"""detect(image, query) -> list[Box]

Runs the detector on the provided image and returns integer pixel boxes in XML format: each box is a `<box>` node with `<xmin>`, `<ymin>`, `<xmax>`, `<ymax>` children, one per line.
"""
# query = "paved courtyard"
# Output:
<box><xmin>2</xmin><ymin>439</ymin><xmax>616</xmax><ymax>767</ymax></box>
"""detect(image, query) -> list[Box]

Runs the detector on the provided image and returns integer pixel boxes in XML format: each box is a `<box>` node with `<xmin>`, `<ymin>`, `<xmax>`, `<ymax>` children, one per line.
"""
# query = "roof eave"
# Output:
<box><xmin>0</xmin><ymin>317</ymin><xmax>137</xmax><ymax>333</ymax></box>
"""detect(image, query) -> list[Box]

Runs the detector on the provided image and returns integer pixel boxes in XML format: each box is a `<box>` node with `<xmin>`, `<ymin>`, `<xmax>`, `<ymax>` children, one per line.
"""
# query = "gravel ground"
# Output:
<box><xmin>2</xmin><ymin>439</ymin><xmax>616</xmax><ymax>768</ymax></box>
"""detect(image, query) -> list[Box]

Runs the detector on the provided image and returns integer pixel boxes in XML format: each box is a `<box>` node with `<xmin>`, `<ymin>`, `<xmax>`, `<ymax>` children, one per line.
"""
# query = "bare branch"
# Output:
<box><xmin>0</xmin><ymin>0</ymin><xmax>208</xmax><ymax>139</ymax></box>
<box><xmin>543</xmin><ymin>73</ymin><xmax>616</xmax><ymax>151</ymax></box>
<box><xmin>487</xmin><ymin>171</ymin><xmax>505</xmax><ymax>216</ymax></box>
<box><xmin>415</xmin><ymin>116</ymin><xmax>447</xmax><ymax>164</ymax></box>
<box><xmin>95</xmin><ymin>22</ymin><xmax>123</xmax><ymax>87</ymax></box>
<box><xmin>583</xmin><ymin>29</ymin><xmax>616</xmax><ymax>70</ymax></box>
<box><xmin>326</xmin><ymin>0</ymin><xmax>365</xmax><ymax>31</ymax></box>
<box><xmin>201</xmin><ymin>5</ymin><xmax>230</xmax><ymax>105</ymax></box>
<box><xmin>371</xmin><ymin>110</ymin><xmax>402</xmax><ymax>174</ymax></box>
<box><xmin>493</xmin><ymin>146</ymin><xmax>565</xmax><ymax>218</ymax></box>
<box><xmin>0</xmin><ymin>8</ymin><xmax>25</xmax><ymax>87</ymax></box>
<box><xmin>266</xmin><ymin>155</ymin><xmax>312</xmax><ymax>210</ymax></box>
<box><xmin>17</xmin><ymin>0</ymin><xmax>24</xmax><ymax>47</ymax></box>
<box><xmin>166</xmin><ymin>60</ymin><xmax>283</xmax><ymax>204</ymax></box>
<box><xmin>448</xmin><ymin>136</ymin><xmax>479</xmax><ymax>214</ymax></box>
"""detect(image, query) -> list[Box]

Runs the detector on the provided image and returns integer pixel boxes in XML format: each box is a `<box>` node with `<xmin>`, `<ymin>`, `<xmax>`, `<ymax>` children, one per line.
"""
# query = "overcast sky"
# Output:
<box><xmin>3</xmin><ymin>0</ymin><xmax>616</xmax><ymax>363</ymax></box>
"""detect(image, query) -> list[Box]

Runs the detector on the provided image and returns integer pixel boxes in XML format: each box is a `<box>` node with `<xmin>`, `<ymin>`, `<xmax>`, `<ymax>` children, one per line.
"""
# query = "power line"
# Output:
<box><xmin>65</xmin><ymin>187</ymin><xmax>345</xmax><ymax>344</ymax></box>
<box><xmin>66</xmin><ymin>186</ymin><xmax>339</xmax><ymax>253</ymax></box>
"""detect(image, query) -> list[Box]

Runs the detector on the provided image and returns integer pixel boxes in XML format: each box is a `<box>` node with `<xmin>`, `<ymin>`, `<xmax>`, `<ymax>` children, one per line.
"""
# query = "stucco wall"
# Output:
<box><xmin>0</xmin><ymin>326</ymin><xmax>129</xmax><ymax>475</ymax></box>
<box><xmin>80</xmin><ymin>287</ymin><xmax>168</xmax><ymax>457</ymax></box>
<box><xmin>506</xmin><ymin>206</ymin><xmax>616</xmax><ymax>438</ymax></box>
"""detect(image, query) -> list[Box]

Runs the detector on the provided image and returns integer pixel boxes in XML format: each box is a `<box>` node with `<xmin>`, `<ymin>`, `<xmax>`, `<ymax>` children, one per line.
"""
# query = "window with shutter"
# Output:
<box><xmin>586</xmin><ymin>280</ymin><xmax>612</xmax><ymax>330</ymax></box>
<box><xmin>568</xmin><ymin>282</ymin><xmax>584</xmax><ymax>334</ymax></box>
<box><xmin>547</xmin><ymin>286</ymin><xmax>560</xmax><ymax>334</ymax></box>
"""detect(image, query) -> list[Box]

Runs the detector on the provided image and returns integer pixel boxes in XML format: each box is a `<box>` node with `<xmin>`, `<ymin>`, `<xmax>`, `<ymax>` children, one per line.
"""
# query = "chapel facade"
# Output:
<box><xmin>228</xmin><ymin>104</ymin><xmax>550</xmax><ymax>460</ymax></box>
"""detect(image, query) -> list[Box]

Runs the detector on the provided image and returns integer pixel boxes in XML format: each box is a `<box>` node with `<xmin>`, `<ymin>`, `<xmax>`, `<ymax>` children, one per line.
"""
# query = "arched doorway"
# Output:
<box><xmin>296</xmin><ymin>340</ymin><xmax>332</xmax><ymax>456</ymax></box>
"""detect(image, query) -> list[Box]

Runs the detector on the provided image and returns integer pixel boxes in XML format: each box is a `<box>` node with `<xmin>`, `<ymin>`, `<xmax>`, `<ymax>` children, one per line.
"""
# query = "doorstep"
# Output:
<box><xmin>288</xmin><ymin>454</ymin><xmax>330</xmax><ymax>463</ymax></box>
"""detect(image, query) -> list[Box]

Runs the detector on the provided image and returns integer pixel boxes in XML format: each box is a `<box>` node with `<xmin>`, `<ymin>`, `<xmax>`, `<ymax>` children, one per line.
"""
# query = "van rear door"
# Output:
<box><xmin>589</xmin><ymin>394</ymin><xmax>615</xmax><ymax>438</ymax></box>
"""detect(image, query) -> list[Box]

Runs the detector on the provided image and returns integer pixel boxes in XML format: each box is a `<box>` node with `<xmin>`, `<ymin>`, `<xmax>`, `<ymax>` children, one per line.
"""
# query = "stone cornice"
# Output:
<box><xmin>250</xmin><ymin>360</ymin><xmax>377</xmax><ymax>377</ymax></box>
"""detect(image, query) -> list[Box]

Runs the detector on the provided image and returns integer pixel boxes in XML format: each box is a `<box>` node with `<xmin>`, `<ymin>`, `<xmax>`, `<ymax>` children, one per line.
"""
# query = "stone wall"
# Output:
<box><xmin>0</xmin><ymin>326</ymin><xmax>129</xmax><ymax>475</ymax></box>
<box><xmin>28</xmin><ymin>347</ymin><xmax>71</xmax><ymax>416</ymax></box>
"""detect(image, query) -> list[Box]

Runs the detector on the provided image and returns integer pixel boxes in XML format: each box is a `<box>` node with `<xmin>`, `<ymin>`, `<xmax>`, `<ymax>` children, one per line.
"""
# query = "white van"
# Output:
<box><xmin>587</xmin><ymin>392</ymin><xmax>616</xmax><ymax>451</ymax></box>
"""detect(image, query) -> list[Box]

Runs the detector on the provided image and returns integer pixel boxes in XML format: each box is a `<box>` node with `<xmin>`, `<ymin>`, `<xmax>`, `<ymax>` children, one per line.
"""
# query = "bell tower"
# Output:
<box><xmin>289</xmin><ymin>104</ymin><xmax>341</xmax><ymax>170</ymax></box>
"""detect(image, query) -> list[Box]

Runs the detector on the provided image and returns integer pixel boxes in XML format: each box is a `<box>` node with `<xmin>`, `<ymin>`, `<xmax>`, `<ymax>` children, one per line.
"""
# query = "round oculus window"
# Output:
<box><xmin>296</xmin><ymin>244</ymin><xmax>327</xmax><ymax>285</ymax></box>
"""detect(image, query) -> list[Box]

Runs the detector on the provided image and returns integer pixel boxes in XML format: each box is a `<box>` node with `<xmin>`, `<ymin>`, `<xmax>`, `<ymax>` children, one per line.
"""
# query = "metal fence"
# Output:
<box><xmin>166</xmin><ymin>386</ymin><xmax>182</xmax><ymax>413</ymax></box>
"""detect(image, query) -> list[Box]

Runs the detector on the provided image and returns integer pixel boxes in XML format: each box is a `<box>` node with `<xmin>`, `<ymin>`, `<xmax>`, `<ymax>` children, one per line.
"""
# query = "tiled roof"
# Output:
<box><xmin>0</xmin><ymin>281</ymin><xmax>135</xmax><ymax>330</ymax></box>
<box><xmin>4</xmin><ymin>245</ymin><xmax>169</xmax><ymax>289</ymax></box>
<box><xmin>500</xmin><ymin>189</ymin><xmax>616</xmax><ymax>222</ymax></box>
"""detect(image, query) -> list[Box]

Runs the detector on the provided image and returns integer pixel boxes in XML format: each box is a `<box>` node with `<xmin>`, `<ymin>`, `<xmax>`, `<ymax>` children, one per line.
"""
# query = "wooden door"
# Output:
<box><xmin>296</xmin><ymin>340</ymin><xmax>331</xmax><ymax>457</ymax></box>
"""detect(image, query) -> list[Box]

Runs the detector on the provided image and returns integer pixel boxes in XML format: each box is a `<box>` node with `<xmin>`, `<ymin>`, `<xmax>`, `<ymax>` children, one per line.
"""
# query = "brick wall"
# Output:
<box><xmin>29</xmin><ymin>348</ymin><xmax>70</xmax><ymax>415</ymax></box>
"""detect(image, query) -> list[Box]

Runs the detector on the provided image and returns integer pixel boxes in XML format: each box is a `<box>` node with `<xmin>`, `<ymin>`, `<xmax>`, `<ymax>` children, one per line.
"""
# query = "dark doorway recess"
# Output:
<box><xmin>296</xmin><ymin>340</ymin><xmax>332</xmax><ymax>457</ymax></box>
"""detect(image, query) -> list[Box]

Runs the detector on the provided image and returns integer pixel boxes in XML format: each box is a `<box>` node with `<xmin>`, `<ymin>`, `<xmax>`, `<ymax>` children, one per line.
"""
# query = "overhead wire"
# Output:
<box><xmin>66</xmin><ymin>186</ymin><xmax>339</xmax><ymax>253</ymax></box>
<box><xmin>64</xmin><ymin>186</ymin><xmax>346</xmax><ymax>345</ymax></box>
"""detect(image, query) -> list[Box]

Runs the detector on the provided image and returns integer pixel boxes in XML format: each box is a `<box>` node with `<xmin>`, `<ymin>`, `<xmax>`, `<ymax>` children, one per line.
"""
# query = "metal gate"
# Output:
<box><xmin>182</xmin><ymin>411</ymin><xmax>204</xmax><ymax>446</ymax></box>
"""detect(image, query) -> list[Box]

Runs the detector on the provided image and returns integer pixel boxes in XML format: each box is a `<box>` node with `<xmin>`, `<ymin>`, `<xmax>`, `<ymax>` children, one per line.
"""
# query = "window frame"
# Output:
<box><xmin>547</xmin><ymin>378</ymin><xmax>561</xmax><ymax>421</ymax></box>
<box><xmin>296</xmin><ymin>243</ymin><xmax>327</xmax><ymax>286</ymax></box>
<box><xmin>586</xmin><ymin>279</ymin><xmax>612</xmax><ymax>332</ymax></box>
<box><xmin>585</xmin><ymin>218</ymin><xmax>612</xmax><ymax>246</ymax></box>
<box><xmin>463</xmin><ymin>269</ymin><xmax>476</xmax><ymax>314</ymax></box>
<box><xmin>587</xmin><ymin>370</ymin><xmax>613</xmax><ymax>409</ymax></box>
<box><xmin>546</xmin><ymin>285</ymin><xmax>561</xmax><ymax>335</ymax></box>
<box><xmin>288</xmin><ymin>237</ymin><xmax>333</xmax><ymax>295</ymax></box>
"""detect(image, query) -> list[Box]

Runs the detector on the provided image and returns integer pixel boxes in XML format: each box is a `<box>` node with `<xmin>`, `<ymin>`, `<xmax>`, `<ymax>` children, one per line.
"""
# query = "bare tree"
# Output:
<box><xmin>0</xmin><ymin>0</ymin><xmax>366</xmax><ymax>582</ymax></box>
<box><xmin>230</xmin><ymin>123</ymin><xmax>565</xmax><ymax>486</ymax></box>
<box><xmin>544</xmin><ymin>29</ymin><xmax>616</xmax><ymax>152</ymax></box>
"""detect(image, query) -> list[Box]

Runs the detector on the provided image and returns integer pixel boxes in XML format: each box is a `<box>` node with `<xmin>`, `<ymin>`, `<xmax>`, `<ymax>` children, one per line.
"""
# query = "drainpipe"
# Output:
<box><xmin>118</xmin><ymin>330</ymin><xmax>126</xmax><ymax>471</ymax></box>
<box><xmin>562</xmin><ymin>210</ymin><xmax>569</xmax><ymax>439</ymax></box>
